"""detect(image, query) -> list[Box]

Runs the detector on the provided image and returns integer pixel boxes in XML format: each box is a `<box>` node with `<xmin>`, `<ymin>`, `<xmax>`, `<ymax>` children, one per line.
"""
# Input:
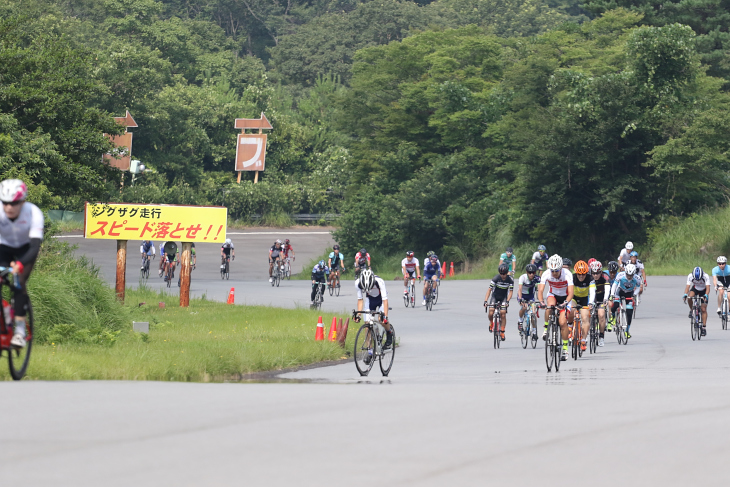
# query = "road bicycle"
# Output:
<box><xmin>611</xmin><ymin>297</ymin><xmax>629</xmax><ymax>345</ymax></box>
<box><xmin>284</xmin><ymin>257</ymin><xmax>292</xmax><ymax>280</ymax></box>
<box><xmin>271</xmin><ymin>259</ymin><xmax>282</xmax><ymax>287</ymax></box>
<box><xmin>352</xmin><ymin>310</ymin><xmax>395</xmax><ymax>377</ymax></box>
<box><xmin>403</xmin><ymin>276</ymin><xmax>419</xmax><ymax>308</ymax></box>
<box><xmin>424</xmin><ymin>279</ymin><xmax>438</xmax><ymax>311</ymax></box>
<box><xmin>0</xmin><ymin>268</ymin><xmax>33</xmax><ymax>380</ymax></box>
<box><xmin>686</xmin><ymin>294</ymin><xmax>704</xmax><ymax>341</ymax></box>
<box><xmin>164</xmin><ymin>259</ymin><xmax>175</xmax><ymax>288</ymax></box>
<box><xmin>541</xmin><ymin>304</ymin><xmax>563</xmax><ymax>372</ymax></box>
<box><xmin>589</xmin><ymin>303</ymin><xmax>604</xmax><ymax>354</ymax></box>
<box><xmin>571</xmin><ymin>306</ymin><xmax>586</xmax><ymax>360</ymax></box>
<box><xmin>433</xmin><ymin>278</ymin><xmax>440</xmax><ymax>304</ymax></box>
<box><xmin>519</xmin><ymin>300</ymin><xmax>539</xmax><ymax>349</ymax></box>
<box><xmin>220</xmin><ymin>255</ymin><xmax>233</xmax><ymax>280</ymax></box>
<box><xmin>311</xmin><ymin>281</ymin><xmax>324</xmax><ymax>309</ymax></box>
<box><xmin>487</xmin><ymin>301</ymin><xmax>505</xmax><ymax>349</ymax></box>
<box><xmin>140</xmin><ymin>253</ymin><xmax>152</xmax><ymax>284</ymax></box>
<box><xmin>717</xmin><ymin>286</ymin><xmax>728</xmax><ymax>330</ymax></box>
<box><xmin>328</xmin><ymin>268</ymin><xmax>342</xmax><ymax>297</ymax></box>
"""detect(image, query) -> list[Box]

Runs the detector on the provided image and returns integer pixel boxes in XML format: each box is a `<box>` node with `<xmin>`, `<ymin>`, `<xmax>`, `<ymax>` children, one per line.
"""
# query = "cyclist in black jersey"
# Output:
<box><xmin>484</xmin><ymin>264</ymin><xmax>514</xmax><ymax>341</ymax></box>
<box><xmin>590</xmin><ymin>260</ymin><xmax>609</xmax><ymax>346</ymax></box>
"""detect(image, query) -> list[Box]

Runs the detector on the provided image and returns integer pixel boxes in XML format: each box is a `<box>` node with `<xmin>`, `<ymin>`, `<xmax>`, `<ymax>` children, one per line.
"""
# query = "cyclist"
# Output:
<box><xmin>140</xmin><ymin>240</ymin><xmax>155</xmax><ymax>269</ymax></box>
<box><xmin>500</xmin><ymin>247</ymin><xmax>517</xmax><ymax>276</ymax></box>
<box><xmin>268</xmin><ymin>239</ymin><xmax>282</xmax><ymax>282</ymax></box>
<box><xmin>605</xmin><ymin>260</ymin><xmax>620</xmax><ymax>331</ymax></box>
<box><xmin>712</xmin><ymin>256</ymin><xmax>730</xmax><ymax>315</ymax></box>
<box><xmin>310</xmin><ymin>260</ymin><xmax>329</xmax><ymax>305</ymax></box>
<box><xmin>354</xmin><ymin>247</ymin><xmax>371</xmax><ymax>277</ymax></box>
<box><xmin>220</xmin><ymin>238</ymin><xmax>235</xmax><ymax>274</ymax></box>
<box><xmin>158</xmin><ymin>241</ymin><xmax>166</xmax><ymax>276</ymax></box>
<box><xmin>531</xmin><ymin>245</ymin><xmax>548</xmax><ymax>271</ymax></box>
<box><xmin>629</xmin><ymin>251</ymin><xmax>647</xmax><ymax>287</ymax></box>
<box><xmin>609</xmin><ymin>263</ymin><xmax>643</xmax><ymax>339</ymax></box>
<box><xmin>684</xmin><ymin>266</ymin><xmax>710</xmax><ymax>335</ymax></box>
<box><xmin>537</xmin><ymin>254</ymin><xmax>574</xmax><ymax>361</ymax></box>
<box><xmin>617</xmin><ymin>241</ymin><xmax>633</xmax><ymax>269</ymax></box>
<box><xmin>161</xmin><ymin>242</ymin><xmax>178</xmax><ymax>281</ymax></box>
<box><xmin>282</xmin><ymin>238</ymin><xmax>295</xmax><ymax>271</ymax></box>
<box><xmin>422</xmin><ymin>254</ymin><xmax>441</xmax><ymax>306</ymax></box>
<box><xmin>401</xmin><ymin>251</ymin><xmax>420</xmax><ymax>295</ymax></box>
<box><xmin>517</xmin><ymin>264</ymin><xmax>540</xmax><ymax>332</ymax></box>
<box><xmin>572</xmin><ymin>260</ymin><xmax>595</xmax><ymax>352</ymax></box>
<box><xmin>327</xmin><ymin>244</ymin><xmax>345</xmax><ymax>288</ymax></box>
<box><xmin>0</xmin><ymin>179</ymin><xmax>43</xmax><ymax>348</ymax></box>
<box><xmin>562</xmin><ymin>257</ymin><xmax>572</xmax><ymax>270</ymax></box>
<box><xmin>484</xmin><ymin>264</ymin><xmax>514</xmax><ymax>340</ymax></box>
<box><xmin>590</xmin><ymin>260</ymin><xmax>610</xmax><ymax>346</ymax></box>
<box><xmin>354</xmin><ymin>269</ymin><xmax>393</xmax><ymax>357</ymax></box>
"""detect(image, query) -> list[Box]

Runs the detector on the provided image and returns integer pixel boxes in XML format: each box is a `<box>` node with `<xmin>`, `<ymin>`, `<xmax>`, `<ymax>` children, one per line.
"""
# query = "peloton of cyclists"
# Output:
<box><xmin>0</xmin><ymin>179</ymin><xmax>43</xmax><ymax>348</ymax></box>
<box><xmin>684</xmin><ymin>266</ymin><xmax>711</xmax><ymax>336</ymax></box>
<box><xmin>422</xmin><ymin>254</ymin><xmax>441</xmax><ymax>306</ymax></box>
<box><xmin>484</xmin><ymin>263</ymin><xmax>514</xmax><ymax>340</ymax></box>
<box><xmin>402</xmin><ymin>251</ymin><xmax>421</xmax><ymax>295</ymax></box>
<box><xmin>712</xmin><ymin>256</ymin><xmax>730</xmax><ymax>315</ymax></box>
<box><xmin>538</xmin><ymin>254</ymin><xmax>575</xmax><ymax>361</ymax></box>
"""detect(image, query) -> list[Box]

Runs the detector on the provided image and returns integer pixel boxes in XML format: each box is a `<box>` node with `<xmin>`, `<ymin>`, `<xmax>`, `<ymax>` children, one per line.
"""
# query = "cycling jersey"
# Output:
<box><xmin>489</xmin><ymin>274</ymin><xmax>514</xmax><ymax>301</ymax></box>
<box><xmin>518</xmin><ymin>273</ymin><xmax>540</xmax><ymax>297</ymax></box>
<box><xmin>712</xmin><ymin>265</ymin><xmax>730</xmax><ymax>287</ymax></box>
<box><xmin>686</xmin><ymin>272</ymin><xmax>711</xmax><ymax>293</ymax></box>
<box><xmin>140</xmin><ymin>241</ymin><xmax>155</xmax><ymax>255</ymax></box>
<box><xmin>540</xmin><ymin>268</ymin><xmax>574</xmax><ymax>297</ymax></box>
<box><xmin>159</xmin><ymin>242</ymin><xmax>165</xmax><ymax>255</ymax></box>
<box><xmin>573</xmin><ymin>275</ymin><xmax>596</xmax><ymax>305</ymax></box>
<box><xmin>282</xmin><ymin>244</ymin><xmax>294</xmax><ymax>258</ymax></box>
<box><xmin>356</xmin><ymin>276</ymin><xmax>388</xmax><ymax>311</ymax></box>
<box><xmin>631</xmin><ymin>259</ymin><xmax>645</xmax><ymax>275</ymax></box>
<box><xmin>0</xmin><ymin>202</ymin><xmax>43</xmax><ymax>248</ymax></box>
<box><xmin>329</xmin><ymin>251</ymin><xmax>342</xmax><ymax>268</ymax></box>
<box><xmin>402</xmin><ymin>257</ymin><xmax>419</xmax><ymax>272</ymax></box>
<box><xmin>617</xmin><ymin>249</ymin><xmax>631</xmax><ymax>265</ymax></box>
<box><xmin>269</xmin><ymin>245</ymin><xmax>281</xmax><ymax>260</ymax></box>
<box><xmin>354</xmin><ymin>252</ymin><xmax>371</xmax><ymax>264</ymax></box>
<box><xmin>593</xmin><ymin>274</ymin><xmax>609</xmax><ymax>302</ymax></box>
<box><xmin>311</xmin><ymin>263</ymin><xmax>329</xmax><ymax>281</ymax></box>
<box><xmin>610</xmin><ymin>272</ymin><xmax>642</xmax><ymax>296</ymax></box>
<box><xmin>500</xmin><ymin>253</ymin><xmax>516</xmax><ymax>272</ymax></box>
<box><xmin>531</xmin><ymin>251</ymin><xmax>548</xmax><ymax>268</ymax></box>
<box><xmin>424</xmin><ymin>261</ymin><xmax>440</xmax><ymax>278</ymax></box>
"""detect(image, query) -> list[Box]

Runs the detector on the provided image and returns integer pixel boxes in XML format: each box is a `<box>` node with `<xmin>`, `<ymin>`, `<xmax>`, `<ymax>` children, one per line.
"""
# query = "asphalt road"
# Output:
<box><xmin>2</xmin><ymin>233</ymin><xmax>730</xmax><ymax>486</ymax></box>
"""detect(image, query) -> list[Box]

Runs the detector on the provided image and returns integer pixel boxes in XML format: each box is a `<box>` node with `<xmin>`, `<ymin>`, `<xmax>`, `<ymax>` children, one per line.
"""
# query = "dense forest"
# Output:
<box><xmin>1</xmin><ymin>0</ymin><xmax>730</xmax><ymax>259</ymax></box>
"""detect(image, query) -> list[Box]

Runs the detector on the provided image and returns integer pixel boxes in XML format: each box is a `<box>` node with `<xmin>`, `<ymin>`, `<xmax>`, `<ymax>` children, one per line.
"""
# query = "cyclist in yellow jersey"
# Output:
<box><xmin>572</xmin><ymin>261</ymin><xmax>595</xmax><ymax>352</ymax></box>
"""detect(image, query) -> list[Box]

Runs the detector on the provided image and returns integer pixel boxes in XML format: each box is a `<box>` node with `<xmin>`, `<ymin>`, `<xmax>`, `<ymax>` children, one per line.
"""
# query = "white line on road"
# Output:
<box><xmin>54</xmin><ymin>235</ymin><xmax>83</xmax><ymax>238</ymax></box>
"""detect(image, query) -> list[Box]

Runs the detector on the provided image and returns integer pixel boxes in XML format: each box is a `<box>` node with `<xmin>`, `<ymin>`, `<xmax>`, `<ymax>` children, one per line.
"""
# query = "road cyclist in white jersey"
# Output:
<box><xmin>712</xmin><ymin>256</ymin><xmax>730</xmax><ymax>315</ymax></box>
<box><xmin>617</xmin><ymin>241</ymin><xmax>633</xmax><ymax>270</ymax></box>
<box><xmin>537</xmin><ymin>254</ymin><xmax>575</xmax><ymax>361</ymax></box>
<box><xmin>401</xmin><ymin>251</ymin><xmax>420</xmax><ymax>295</ymax></box>
<box><xmin>629</xmin><ymin>251</ymin><xmax>646</xmax><ymax>287</ymax></box>
<box><xmin>684</xmin><ymin>266</ymin><xmax>711</xmax><ymax>336</ymax></box>
<box><xmin>530</xmin><ymin>245</ymin><xmax>548</xmax><ymax>271</ymax></box>
<box><xmin>610</xmin><ymin>263</ymin><xmax>643</xmax><ymax>339</ymax></box>
<box><xmin>354</xmin><ymin>269</ymin><xmax>393</xmax><ymax>362</ymax></box>
<box><xmin>0</xmin><ymin>179</ymin><xmax>43</xmax><ymax>348</ymax></box>
<box><xmin>517</xmin><ymin>264</ymin><xmax>540</xmax><ymax>332</ymax></box>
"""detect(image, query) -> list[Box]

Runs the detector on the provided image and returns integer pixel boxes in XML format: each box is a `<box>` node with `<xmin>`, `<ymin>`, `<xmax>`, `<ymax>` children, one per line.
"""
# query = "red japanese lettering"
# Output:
<box><xmin>169</xmin><ymin>223</ymin><xmax>185</xmax><ymax>239</ymax></box>
<box><xmin>185</xmin><ymin>224</ymin><xmax>203</xmax><ymax>239</ymax></box>
<box><xmin>90</xmin><ymin>221</ymin><xmax>108</xmax><ymax>236</ymax></box>
<box><xmin>109</xmin><ymin>220</ymin><xmax>124</xmax><ymax>237</ymax></box>
<box><xmin>153</xmin><ymin>222</ymin><xmax>173</xmax><ymax>240</ymax></box>
<box><xmin>139</xmin><ymin>222</ymin><xmax>155</xmax><ymax>238</ymax></box>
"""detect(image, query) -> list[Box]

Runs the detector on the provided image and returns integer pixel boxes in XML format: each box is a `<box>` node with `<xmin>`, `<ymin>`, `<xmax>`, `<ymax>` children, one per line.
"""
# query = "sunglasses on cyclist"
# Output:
<box><xmin>720</xmin><ymin>263</ymin><xmax>727</xmax><ymax>266</ymax></box>
<box><xmin>2</xmin><ymin>201</ymin><xmax>22</xmax><ymax>207</ymax></box>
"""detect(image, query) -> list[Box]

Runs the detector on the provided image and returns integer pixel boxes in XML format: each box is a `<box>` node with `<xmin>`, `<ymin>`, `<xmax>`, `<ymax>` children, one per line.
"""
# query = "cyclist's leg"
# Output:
<box><xmin>557</xmin><ymin>297</ymin><xmax>570</xmax><ymax>351</ymax></box>
<box><xmin>1</xmin><ymin>247</ymin><xmax>34</xmax><ymax>339</ymax></box>
<box><xmin>700</xmin><ymin>293</ymin><xmax>708</xmax><ymax>326</ymax></box>
<box><xmin>624</xmin><ymin>292</ymin><xmax>635</xmax><ymax>329</ymax></box>
<box><xmin>598</xmin><ymin>305</ymin><xmax>606</xmax><ymax>335</ymax></box>
<box><xmin>688</xmin><ymin>289</ymin><xmax>696</xmax><ymax>313</ymax></box>
<box><xmin>499</xmin><ymin>302</ymin><xmax>508</xmax><ymax>334</ymax></box>
<box><xmin>580</xmin><ymin>306</ymin><xmax>590</xmax><ymax>338</ymax></box>
<box><xmin>268</xmin><ymin>259</ymin><xmax>274</xmax><ymax>278</ymax></box>
<box><xmin>717</xmin><ymin>285</ymin><xmax>725</xmax><ymax>313</ymax></box>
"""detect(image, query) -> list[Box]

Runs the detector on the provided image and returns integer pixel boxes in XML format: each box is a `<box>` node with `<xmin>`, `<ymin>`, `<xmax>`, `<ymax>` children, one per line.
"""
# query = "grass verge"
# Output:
<box><xmin>1</xmin><ymin>286</ymin><xmax>353</xmax><ymax>381</ymax></box>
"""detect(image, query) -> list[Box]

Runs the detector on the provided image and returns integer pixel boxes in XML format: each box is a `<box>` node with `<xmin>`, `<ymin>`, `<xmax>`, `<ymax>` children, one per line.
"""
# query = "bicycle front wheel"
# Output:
<box><xmin>335</xmin><ymin>278</ymin><xmax>340</xmax><ymax>297</ymax></box>
<box><xmin>354</xmin><ymin>324</ymin><xmax>376</xmax><ymax>376</ymax></box>
<box><xmin>531</xmin><ymin>314</ymin><xmax>538</xmax><ymax>348</ymax></box>
<box><xmin>434</xmin><ymin>283</ymin><xmax>439</xmax><ymax>304</ymax></box>
<box><xmin>723</xmin><ymin>299</ymin><xmax>728</xmax><ymax>330</ymax></box>
<box><xmin>521</xmin><ymin>319</ymin><xmax>529</xmax><ymax>349</ymax></box>
<box><xmin>329</xmin><ymin>281</ymin><xmax>334</xmax><ymax>296</ymax></box>
<box><xmin>379</xmin><ymin>325</ymin><xmax>395</xmax><ymax>376</ymax></box>
<box><xmin>9</xmin><ymin>303</ymin><xmax>33</xmax><ymax>380</ymax></box>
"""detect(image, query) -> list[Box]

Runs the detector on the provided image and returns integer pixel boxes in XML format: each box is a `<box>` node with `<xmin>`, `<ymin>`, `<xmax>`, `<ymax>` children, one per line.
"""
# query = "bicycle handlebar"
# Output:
<box><xmin>0</xmin><ymin>267</ymin><xmax>21</xmax><ymax>290</ymax></box>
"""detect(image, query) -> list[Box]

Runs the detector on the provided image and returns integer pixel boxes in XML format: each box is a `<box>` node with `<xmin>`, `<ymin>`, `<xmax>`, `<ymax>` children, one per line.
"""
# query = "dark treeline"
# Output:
<box><xmin>1</xmin><ymin>0</ymin><xmax>729</xmax><ymax>259</ymax></box>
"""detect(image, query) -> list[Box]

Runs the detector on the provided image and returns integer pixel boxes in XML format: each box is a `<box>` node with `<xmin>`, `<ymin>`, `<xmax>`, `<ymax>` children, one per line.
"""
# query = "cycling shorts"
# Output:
<box><xmin>404</xmin><ymin>269</ymin><xmax>416</xmax><ymax>279</ymax></box>
<box><xmin>574</xmin><ymin>296</ymin><xmax>589</xmax><ymax>308</ymax></box>
<box><xmin>716</xmin><ymin>276</ymin><xmax>730</xmax><ymax>288</ymax></box>
<box><xmin>689</xmin><ymin>287</ymin><xmax>708</xmax><ymax>301</ymax></box>
<box><xmin>488</xmin><ymin>294</ymin><xmax>508</xmax><ymax>309</ymax></box>
<box><xmin>365</xmin><ymin>294</ymin><xmax>383</xmax><ymax>311</ymax></box>
<box><xmin>165</xmin><ymin>253</ymin><xmax>176</xmax><ymax>263</ymax></box>
<box><xmin>521</xmin><ymin>292</ymin><xmax>535</xmax><ymax>302</ymax></box>
<box><xmin>548</xmin><ymin>294</ymin><xmax>572</xmax><ymax>312</ymax></box>
<box><xmin>424</xmin><ymin>272</ymin><xmax>439</xmax><ymax>281</ymax></box>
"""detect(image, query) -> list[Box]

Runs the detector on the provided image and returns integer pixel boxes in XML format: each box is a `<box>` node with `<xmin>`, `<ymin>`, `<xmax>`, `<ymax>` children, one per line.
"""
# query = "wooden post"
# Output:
<box><xmin>254</xmin><ymin>171</ymin><xmax>259</xmax><ymax>183</ymax></box>
<box><xmin>180</xmin><ymin>242</ymin><xmax>192</xmax><ymax>307</ymax></box>
<box><xmin>237</xmin><ymin>171</ymin><xmax>242</xmax><ymax>184</ymax></box>
<box><xmin>115</xmin><ymin>240</ymin><xmax>127</xmax><ymax>302</ymax></box>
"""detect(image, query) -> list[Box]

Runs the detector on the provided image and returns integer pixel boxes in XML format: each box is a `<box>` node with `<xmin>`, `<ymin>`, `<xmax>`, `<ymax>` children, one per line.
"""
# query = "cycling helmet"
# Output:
<box><xmin>538</xmin><ymin>245</ymin><xmax>546</xmax><ymax>251</ymax></box>
<box><xmin>333</xmin><ymin>244</ymin><xmax>340</xmax><ymax>250</ymax></box>
<box><xmin>427</xmin><ymin>250</ymin><xmax>435</xmax><ymax>257</ymax></box>
<box><xmin>525</xmin><ymin>264</ymin><xmax>537</xmax><ymax>273</ymax></box>
<box><xmin>589</xmin><ymin>261</ymin><xmax>603</xmax><ymax>273</ymax></box>
<box><xmin>406</xmin><ymin>250</ymin><xmax>414</xmax><ymax>257</ymax></box>
<box><xmin>693</xmin><ymin>266</ymin><xmax>703</xmax><ymax>280</ymax></box>
<box><xmin>547</xmin><ymin>254</ymin><xmax>563</xmax><ymax>271</ymax></box>
<box><xmin>430</xmin><ymin>254</ymin><xmax>438</xmax><ymax>260</ymax></box>
<box><xmin>285</xmin><ymin>239</ymin><xmax>290</xmax><ymax>244</ymax></box>
<box><xmin>630</xmin><ymin>251</ymin><xmax>638</xmax><ymax>257</ymax></box>
<box><xmin>562</xmin><ymin>257</ymin><xmax>572</xmax><ymax>268</ymax></box>
<box><xmin>318</xmin><ymin>260</ymin><xmax>325</xmax><ymax>268</ymax></box>
<box><xmin>498</xmin><ymin>263</ymin><xmax>509</xmax><ymax>275</ymax></box>
<box><xmin>360</xmin><ymin>248</ymin><xmax>367</xmax><ymax>255</ymax></box>
<box><xmin>359</xmin><ymin>269</ymin><xmax>375</xmax><ymax>291</ymax></box>
<box><xmin>607</xmin><ymin>261</ymin><xmax>619</xmax><ymax>273</ymax></box>
<box><xmin>0</xmin><ymin>179</ymin><xmax>27</xmax><ymax>203</ymax></box>
<box><xmin>225</xmin><ymin>238</ymin><xmax>232</xmax><ymax>245</ymax></box>
<box><xmin>625</xmin><ymin>241</ymin><xmax>633</xmax><ymax>250</ymax></box>
<box><xmin>574</xmin><ymin>260</ymin><xmax>589</xmax><ymax>275</ymax></box>
<box><xmin>718</xmin><ymin>256</ymin><xmax>727</xmax><ymax>264</ymax></box>
<box><xmin>625</xmin><ymin>263</ymin><xmax>637</xmax><ymax>276</ymax></box>
<box><xmin>505</xmin><ymin>247</ymin><xmax>514</xmax><ymax>254</ymax></box>
<box><xmin>587</xmin><ymin>258</ymin><xmax>596</xmax><ymax>265</ymax></box>
<box><xmin>276</xmin><ymin>239</ymin><xmax>282</xmax><ymax>244</ymax></box>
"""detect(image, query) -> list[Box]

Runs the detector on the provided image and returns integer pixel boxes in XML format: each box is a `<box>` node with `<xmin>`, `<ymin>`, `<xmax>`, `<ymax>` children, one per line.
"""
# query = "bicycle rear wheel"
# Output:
<box><xmin>690</xmin><ymin>313</ymin><xmax>697</xmax><ymax>341</ymax></box>
<box><xmin>354</xmin><ymin>324</ymin><xmax>376</xmax><ymax>376</ymax></box>
<box><xmin>531</xmin><ymin>314</ymin><xmax>538</xmax><ymax>348</ymax></box>
<box><xmin>520</xmin><ymin>317</ymin><xmax>529</xmax><ymax>349</ymax></box>
<box><xmin>9</xmin><ymin>302</ymin><xmax>33</xmax><ymax>380</ymax></box>
<box><xmin>379</xmin><ymin>325</ymin><xmax>395</xmax><ymax>376</ymax></box>
<box><xmin>553</xmin><ymin>323</ymin><xmax>562</xmax><ymax>371</ymax></box>
<box><xmin>403</xmin><ymin>287</ymin><xmax>409</xmax><ymax>307</ymax></box>
<box><xmin>434</xmin><ymin>283</ymin><xmax>439</xmax><ymax>304</ymax></box>
<box><xmin>545</xmin><ymin>321</ymin><xmax>554</xmax><ymax>372</ymax></box>
<box><xmin>723</xmin><ymin>299</ymin><xmax>728</xmax><ymax>330</ymax></box>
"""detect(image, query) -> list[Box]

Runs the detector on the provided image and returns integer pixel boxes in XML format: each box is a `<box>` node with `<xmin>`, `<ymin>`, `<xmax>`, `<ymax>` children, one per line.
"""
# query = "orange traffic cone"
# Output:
<box><xmin>227</xmin><ymin>288</ymin><xmax>235</xmax><ymax>304</ymax></box>
<box><xmin>315</xmin><ymin>316</ymin><xmax>325</xmax><ymax>341</ymax></box>
<box><xmin>337</xmin><ymin>318</ymin><xmax>349</xmax><ymax>348</ymax></box>
<box><xmin>450</xmin><ymin>262</ymin><xmax>454</xmax><ymax>277</ymax></box>
<box><xmin>328</xmin><ymin>317</ymin><xmax>338</xmax><ymax>341</ymax></box>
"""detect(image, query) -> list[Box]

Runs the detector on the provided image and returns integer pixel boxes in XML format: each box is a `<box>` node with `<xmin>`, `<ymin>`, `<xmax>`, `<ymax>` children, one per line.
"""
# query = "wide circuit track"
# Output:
<box><xmin>2</xmin><ymin>232</ymin><xmax>728</xmax><ymax>486</ymax></box>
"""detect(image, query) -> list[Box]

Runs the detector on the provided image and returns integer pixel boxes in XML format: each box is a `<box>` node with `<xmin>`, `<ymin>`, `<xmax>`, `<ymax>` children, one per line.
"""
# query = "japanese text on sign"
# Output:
<box><xmin>84</xmin><ymin>202</ymin><xmax>227</xmax><ymax>242</ymax></box>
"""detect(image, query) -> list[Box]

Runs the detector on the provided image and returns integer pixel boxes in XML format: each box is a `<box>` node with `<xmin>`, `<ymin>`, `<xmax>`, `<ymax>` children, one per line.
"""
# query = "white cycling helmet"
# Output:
<box><xmin>547</xmin><ymin>254</ymin><xmax>563</xmax><ymax>271</ymax></box>
<box><xmin>625</xmin><ymin>263</ymin><xmax>637</xmax><ymax>276</ymax></box>
<box><xmin>0</xmin><ymin>179</ymin><xmax>27</xmax><ymax>203</ymax></box>
<box><xmin>225</xmin><ymin>238</ymin><xmax>232</xmax><ymax>244</ymax></box>
<box><xmin>718</xmin><ymin>256</ymin><xmax>727</xmax><ymax>264</ymax></box>
<box><xmin>589</xmin><ymin>261</ymin><xmax>602</xmax><ymax>273</ymax></box>
<box><xmin>359</xmin><ymin>269</ymin><xmax>375</xmax><ymax>291</ymax></box>
<box><xmin>625</xmin><ymin>241</ymin><xmax>634</xmax><ymax>250</ymax></box>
